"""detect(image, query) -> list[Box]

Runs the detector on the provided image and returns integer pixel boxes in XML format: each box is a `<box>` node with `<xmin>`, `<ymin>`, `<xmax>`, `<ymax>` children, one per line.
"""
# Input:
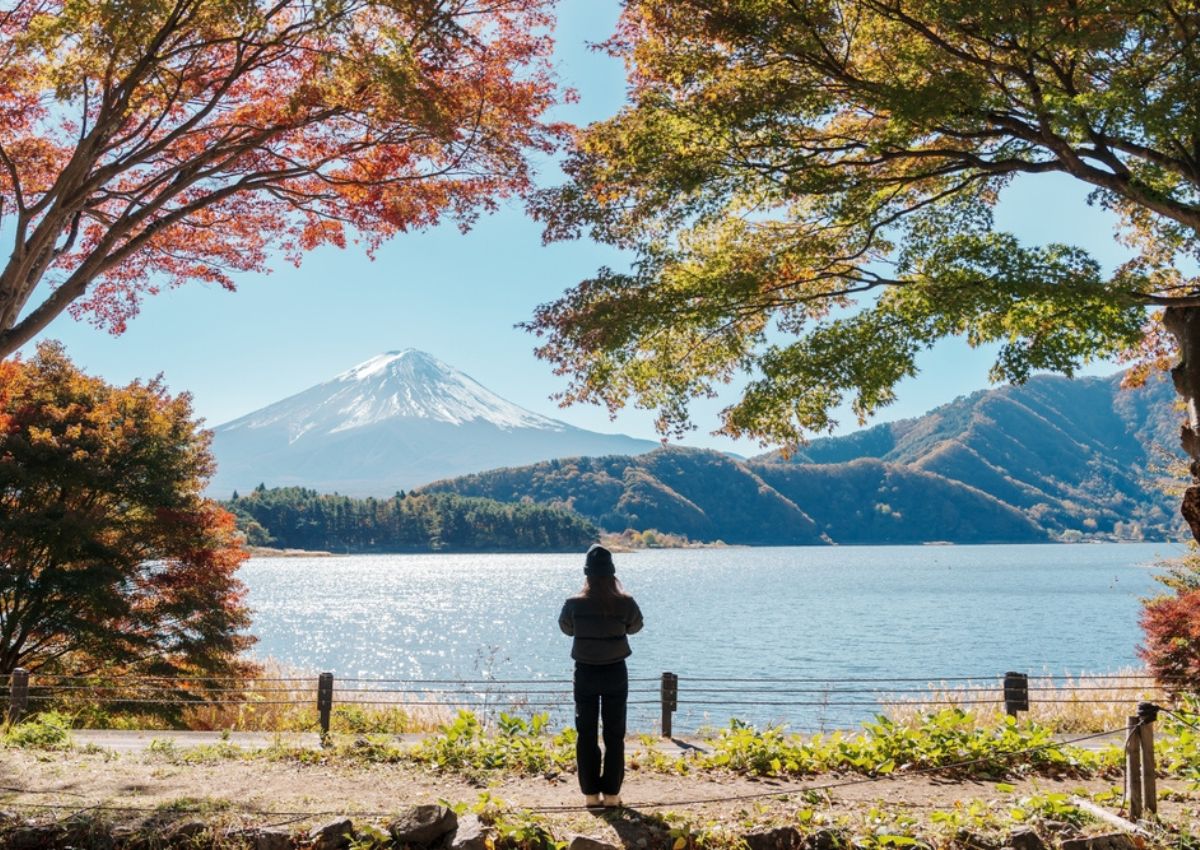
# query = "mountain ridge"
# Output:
<box><xmin>420</xmin><ymin>372</ymin><xmax>1185</xmax><ymax>544</ymax></box>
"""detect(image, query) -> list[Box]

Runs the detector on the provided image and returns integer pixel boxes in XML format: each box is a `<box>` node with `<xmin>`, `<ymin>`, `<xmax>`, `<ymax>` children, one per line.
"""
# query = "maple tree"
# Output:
<box><xmin>1141</xmin><ymin>592</ymin><xmax>1200</xmax><ymax>690</ymax></box>
<box><xmin>0</xmin><ymin>0</ymin><xmax>559</xmax><ymax>357</ymax></box>
<box><xmin>527</xmin><ymin>0</ymin><xmax>1200</xmax><ymax>540</ymax></box>
<box><xmin>0</xmin><ymin>341</ymin><xmax>253</xmax><ymax>677</ymax></box>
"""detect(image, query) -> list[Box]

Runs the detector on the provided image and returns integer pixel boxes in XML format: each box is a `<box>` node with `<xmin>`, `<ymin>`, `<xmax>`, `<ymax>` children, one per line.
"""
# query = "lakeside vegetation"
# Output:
<box><xmin>224</xmin><ymin>486</ymin><xmax>598</xmax><ymax>553</ymax></box>
<box><xmin>7</xmin><ymin>700</ymin><xmax>1200</xmax><ymax>848</ymax></box>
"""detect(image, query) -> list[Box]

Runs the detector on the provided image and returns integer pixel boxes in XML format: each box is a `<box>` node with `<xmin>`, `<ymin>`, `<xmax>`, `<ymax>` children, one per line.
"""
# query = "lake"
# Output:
<box><xmin>240</xmin><ymin>542</ymin><xmax>1184</xmax><ymax>731</ymax></box>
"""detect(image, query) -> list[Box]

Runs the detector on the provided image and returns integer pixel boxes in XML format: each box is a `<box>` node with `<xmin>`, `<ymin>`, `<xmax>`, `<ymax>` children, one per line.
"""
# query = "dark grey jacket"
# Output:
<box><xmin>559</xmin><ymin>594</ymin><xmax>644</xmax><ymax>665</ymax></box>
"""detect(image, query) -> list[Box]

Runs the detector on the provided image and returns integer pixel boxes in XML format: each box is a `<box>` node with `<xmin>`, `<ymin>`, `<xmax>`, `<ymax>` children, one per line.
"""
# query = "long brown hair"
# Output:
<box><xmin>579</xmin><ymin>574</ymin><xmax>630</xmax><ymax>614</ymax></box>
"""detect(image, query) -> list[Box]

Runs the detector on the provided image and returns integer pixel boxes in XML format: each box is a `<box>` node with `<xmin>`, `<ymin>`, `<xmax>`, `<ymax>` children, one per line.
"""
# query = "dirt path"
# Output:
<box><xmin>2</xmin><ymin>741</ymin><xmax>1195</xmax><ymax>833</ymax></box>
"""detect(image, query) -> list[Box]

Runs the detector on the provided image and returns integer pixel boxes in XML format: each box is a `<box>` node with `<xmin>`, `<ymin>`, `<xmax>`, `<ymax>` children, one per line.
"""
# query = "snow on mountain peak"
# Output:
<box><xmin>219</xmin><ymin>349</ymin><xmax>567</xmax><ymax>439</ymax></box>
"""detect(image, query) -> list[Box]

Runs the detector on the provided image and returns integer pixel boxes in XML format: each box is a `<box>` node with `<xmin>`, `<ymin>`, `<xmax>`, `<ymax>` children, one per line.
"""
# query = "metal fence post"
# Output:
<box><xmin>660</xmin><ymin>672</ymin><xmax>677</xmax><ymax>738</ymax></box>
<box><xmin>1003</xmin><ymin>671</ymin><xmax>1028</xmax><ymax>718</ymax></box>
<box><xmin>1126</xmin><ymin>713</ymin><xmax>1143</xmax><ymax>821</ymax></box>
<box><xmin>6</xmin><ymin>668</ymin><xmax>28</xmax><ymax>724</ymax></box>
<box><xmin>1138</xmin><ymin>702</ymin><xmax>1158</xmax><ymax>816</ymax></box>
<box><xmin>317</xmin><ymin>672</ymin><xmax>334</xmax><ymax>741</ymax></box>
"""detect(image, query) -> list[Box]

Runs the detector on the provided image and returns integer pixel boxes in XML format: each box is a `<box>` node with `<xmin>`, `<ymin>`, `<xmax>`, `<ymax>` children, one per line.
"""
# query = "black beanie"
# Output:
<box><xmin>584</xmin><ymin>543</ymin><xmax>615</xmax><ymax>576</ymax></box>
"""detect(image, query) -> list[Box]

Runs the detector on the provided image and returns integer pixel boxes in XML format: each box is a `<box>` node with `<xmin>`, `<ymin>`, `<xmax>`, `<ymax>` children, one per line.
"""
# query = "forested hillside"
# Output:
<box><xmin>224</xmin><ymin>487</ymin><xmax>598</xmax><ymax>552</ymax></box>
<box><xmin>421</xmin><ymin>448</ymin><xmax>1047</xmax><ymax>545</ymax></box>
<box><xmin>758</xmin><ymin>373</ymin><xmax>1181</xmax><ymax>540</ymax></box>
<box><xmin>422</xmin><ymin>373</ymin><xmax>1185</xmax><ymax>545</ymax></box>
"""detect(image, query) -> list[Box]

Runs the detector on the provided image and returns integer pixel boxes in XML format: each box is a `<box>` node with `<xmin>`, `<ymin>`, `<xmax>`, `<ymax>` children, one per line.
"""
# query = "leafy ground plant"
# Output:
<box><xmin>411</xmin><ymin>711</ymin><xmax>575</xmax><ymax>776</ymax></box>
<box><xmin>3</xmin><ymin>710</ymin><xmax>73</xmax><ymax>750</ymax></box>
<box><xmin>698</xmin><ymin>710</ymin><xmax>1120</xmax><ymax>779</ymax></box>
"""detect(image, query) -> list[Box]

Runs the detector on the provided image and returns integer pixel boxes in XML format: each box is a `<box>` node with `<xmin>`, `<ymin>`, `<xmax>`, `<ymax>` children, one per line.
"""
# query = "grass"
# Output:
<box><xmin>22</xmin><ymin>659</ymin><xmax>456</xmax><ymax>734</ymax></box>
<box><xmin>881</xmin><ymin>669</ymin><xmax>1169</xmax><ymax>733</ymax></box>
<box><xmin>2</xmin><ymin>709</ymin><xmax>73</xmax><ymax>750</ymax></box>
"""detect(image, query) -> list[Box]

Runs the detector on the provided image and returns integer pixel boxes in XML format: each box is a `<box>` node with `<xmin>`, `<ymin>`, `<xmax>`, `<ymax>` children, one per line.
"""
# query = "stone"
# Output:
<box><xmin>250</xmin><ymin>827</ymin><xmax>296</xmax><ymax>850</ymax></box>
<box><xmin>168</xmin><ymin>819</ymin><xmax>208</xmax><ymax>846</ymax></box>
<box><xmin>1007</xmin><ymin>828</ymin><xmax>1045</xmax><ymax>850</ymax></box>
<box><xmin>387</xmin><ymin>805</ymin><xmax>458</xmax><ymax>847</ymax></box>
<box><xmin>60</xmin><ymin>818</ymin><xmax>115</xmax><ymax>850</ymax></box>
<box><xmin>8</xmin><ymin>825</ymin><xmax>62</xmax><ymax>850</ymax></box>
<box><xmin>308</xmin><ymin>818</ymin><xmax>355</xmax><ymax>850</ymax></box>
<box><xmin>744</xmin><ymin>827</ymin><xmax>803</xmax><ymax>850</ymax></box>
<box><xmin>1060</xmin><ymin>835</ymin><xmax>1137</xmax><ymax>850</ymax></box>
<box><xmin>448</xmin><ymin>815</ymin><xmax>489</xmax><ymax>850</ymax></box>
<box><xmin>806</xmin><ymin>829</ymin><xmax>846</xmax><ymax>850</ymax></box>
<box><xmin>953</xmin><ymin>829</ymin><xmax>1000</xmax><ymax>850</ymax></box>
<box><xmin>568</xmin><ymin>836</ymin><xmax>620</xmax><ymax>850</ymax></box>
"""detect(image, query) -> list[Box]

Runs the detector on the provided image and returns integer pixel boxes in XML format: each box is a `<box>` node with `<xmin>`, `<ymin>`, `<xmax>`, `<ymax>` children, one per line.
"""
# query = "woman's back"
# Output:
<box><xmin>559</xmin><ymin>593</ymin><xmax>643</xmax><ymax>664</ymax></box>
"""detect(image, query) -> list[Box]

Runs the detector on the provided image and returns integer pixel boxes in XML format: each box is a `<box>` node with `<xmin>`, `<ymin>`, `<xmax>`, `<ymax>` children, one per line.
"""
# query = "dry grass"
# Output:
<box><xmin>28</xmin><ymin>659</ymin><xmax>457</xmax><ymax>734</ymax></box>
<box><xmin>883</xmin><ymin>669</ymin><xmax>1168</xmax><ymax>732</ymax></box>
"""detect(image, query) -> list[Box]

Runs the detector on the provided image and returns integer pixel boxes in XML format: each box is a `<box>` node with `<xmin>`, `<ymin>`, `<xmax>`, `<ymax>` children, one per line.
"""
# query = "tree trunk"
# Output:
<box><xmin>1164</xmin><ymin>306</ymin><xmax>1200</xmax><ymax>542</ymax></box>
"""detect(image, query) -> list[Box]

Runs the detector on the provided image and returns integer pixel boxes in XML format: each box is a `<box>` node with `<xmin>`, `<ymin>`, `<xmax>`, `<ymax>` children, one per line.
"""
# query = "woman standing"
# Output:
<box><xmin>559</xmin><ymin>543</ymin><xmax>644</xmax><ymax>808</ymax></box>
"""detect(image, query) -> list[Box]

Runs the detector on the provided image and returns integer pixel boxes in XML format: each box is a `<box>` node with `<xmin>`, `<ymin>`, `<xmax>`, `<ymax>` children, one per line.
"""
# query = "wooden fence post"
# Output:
<box><xmin>1138</xmin><ymin>702</ymin><xmax>1158</xmax><ymax>817</ymax></box>
<box><xmin>660</xmin><ymin>672</ymin><xmax>678</xmax><ymax>739</ymax></box>
<box><xmin>1003</xmin><ymin>671</ymin><xmax>1028</xmax><ymax>718</ymax></box>
<box><xmin>1126</xmin><ymin>714</ymin><xmax>1143</xmax><ymax>821</ymax></box>
<box><xmin>7</xmin><ymin>668</ymin><xmax>28</xmax><ymax>724</ymax></box>
<box><xmin>317</xmin><ymin>672</ymin><xmax>334</xmax><ymax>741</ymax></box>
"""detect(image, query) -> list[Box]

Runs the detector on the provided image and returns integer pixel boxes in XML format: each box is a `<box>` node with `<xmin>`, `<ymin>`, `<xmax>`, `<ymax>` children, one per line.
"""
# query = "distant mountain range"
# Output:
<box><xmin>421</xmin><ymin>373</ymin><xmax>1186</xmax><ymax>544</ymax></box>
<box><xmin>207</xmin><ymin>350</ymin><xmax>659</xmax><ymax>497</ymax></box>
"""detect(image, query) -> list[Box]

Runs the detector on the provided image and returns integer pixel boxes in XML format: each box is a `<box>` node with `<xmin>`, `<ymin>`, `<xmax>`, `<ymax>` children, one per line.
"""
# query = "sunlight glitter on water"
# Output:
<box><xmin>239</xmin><ymin>543</ymin><xmax>1183</xmax><ymax>730</ymax></box>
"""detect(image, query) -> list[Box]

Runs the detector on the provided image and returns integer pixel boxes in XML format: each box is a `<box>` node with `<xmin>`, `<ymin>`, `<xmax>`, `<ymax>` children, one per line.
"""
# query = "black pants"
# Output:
<box><xmin>573</xmin><ymin>659</ymin><xmax>628</xmax><ymax>795</ymax></box>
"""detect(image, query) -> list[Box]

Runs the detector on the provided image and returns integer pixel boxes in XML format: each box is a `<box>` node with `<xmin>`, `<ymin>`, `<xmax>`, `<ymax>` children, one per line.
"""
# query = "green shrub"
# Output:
<box><xmin>411</xmin><ymin>711</ymin><xmax>575</xmax><ymax>775</ymax></box>
<box><xmin>4</xmin><ymin>710</ymin><xmax>73</xmax><ymax>749</ymax></box>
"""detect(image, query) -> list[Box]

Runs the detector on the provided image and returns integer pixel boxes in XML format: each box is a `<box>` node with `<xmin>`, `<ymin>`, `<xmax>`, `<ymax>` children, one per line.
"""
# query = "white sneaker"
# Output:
<box><xmin>584</xmin><ymin>794</ymin><xmax>602</xmax><ymax>807</ymax></box>
<box><xmin>603</xmin><ymin>794</ymin><xmax>622</xmax><ymax>808</ymax></box>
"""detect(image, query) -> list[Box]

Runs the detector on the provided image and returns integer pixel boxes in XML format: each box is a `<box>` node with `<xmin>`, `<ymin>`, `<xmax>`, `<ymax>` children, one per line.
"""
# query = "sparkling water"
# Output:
<box><xmin>240</xmin><ymin>542</ymin><xmax>1182</xmax><ymax>731</ymax></box>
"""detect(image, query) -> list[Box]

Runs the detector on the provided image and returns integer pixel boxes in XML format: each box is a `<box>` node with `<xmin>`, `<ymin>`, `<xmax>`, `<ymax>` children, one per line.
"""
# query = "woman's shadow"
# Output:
<box><xmin>588</xmin><ymin>807</ymin><xmax>674</xmax><ymax>850</ymax></box>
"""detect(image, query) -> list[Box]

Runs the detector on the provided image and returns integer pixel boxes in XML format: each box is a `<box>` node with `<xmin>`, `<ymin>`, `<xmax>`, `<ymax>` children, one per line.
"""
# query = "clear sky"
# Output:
<box><xmin>18</xmin><ymin>0</ymin><xmax>1144</xmax><ymax>456</ymax></box>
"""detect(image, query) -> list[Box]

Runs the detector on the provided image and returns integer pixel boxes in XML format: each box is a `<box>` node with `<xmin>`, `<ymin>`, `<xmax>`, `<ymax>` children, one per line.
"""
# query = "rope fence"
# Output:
<box><xmin>0</xmin><ymin>666</ymin><xmax>1183</xmax><ymax>736</ymax></box>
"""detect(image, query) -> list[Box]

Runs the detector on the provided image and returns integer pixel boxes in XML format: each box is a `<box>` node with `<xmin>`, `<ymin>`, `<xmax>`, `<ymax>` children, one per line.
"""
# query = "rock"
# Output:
<box><xmin>448</xmin><ymin>815</ymin><xmax>489</xmax><ymax>850</ymax></box>
<box><xmin>387</xmin><ymin>805</ymin><xmax>457</xmax><ymax>847</ymax></box>
<box><xmin>954</xmin><ymin>829</ymin><xmax>999</xmax><ymax>850</ymax></box>
<box><xmin>250</xmin><ymin>827</ymin><xmax>296</xmax><ymax>850</ymax></box>
<box><xmin>745</xmin><ymin>827</ymin><xmax>803</xmax><ymax>850</ymax></box>
<box><xmin>568</xmin><ymin>837</ymin><xmax>620</xmax><ymax>850</ymax></box>
<box><xmin>8</xmin><ymin>826</ymin><xmax>62</xmax><ymax>850</ymax></box>
<box><xmin>168</xmin><ymin>819</ymin><xmax>208</xmax><ymax>846</ymax></box>
<box><xmin>1060</xmin><ymin>835</ymin><xmax>1137</xmax><ymax>850</ymax></box>
<box><xmin>805</xmin><ymin>829</ymin><xmax>846</xmax><ymax>850</ymax></box>
<box><xmin>60</xmin><ymin>817</ymin><xmax>115</xmax><ymax>850</ymax></box>
<box><xmin>1007</xmin><ymin>828</ymin><xmax>1045</xmax><ymax>850</ymax></box>
<box><xmin>308</xmin><ymin>818</ymin><xmax>355</xmax><ymax>850</ymax></box>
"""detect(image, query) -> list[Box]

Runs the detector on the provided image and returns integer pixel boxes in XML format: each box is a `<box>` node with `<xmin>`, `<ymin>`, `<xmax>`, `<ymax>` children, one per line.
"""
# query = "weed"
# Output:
<box><xmin>697</xmin><ymin>710</ymin><xmax>1120</xmax><ymax>780</ymax></box>
<box><xmin>3</xmin><ymin>710</ymin><xmax>73</xmax><ymax>750</ymax></box>
<box><xmin>471</xmin><ymin>793</ymin><xmax>565</xmax><ymax>850</ymax></box>
<box><xmin>412</xmin><ymin>711</ymin><xmax>575</xmax><ymax>776</ymax></box>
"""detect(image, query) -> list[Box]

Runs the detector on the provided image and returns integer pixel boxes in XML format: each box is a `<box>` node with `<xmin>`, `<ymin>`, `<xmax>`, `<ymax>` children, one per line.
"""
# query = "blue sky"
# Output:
<box><xmin>20</xmin><ymin>0</ymin><xmax>1143</xmax><ymax>456</ymax></box>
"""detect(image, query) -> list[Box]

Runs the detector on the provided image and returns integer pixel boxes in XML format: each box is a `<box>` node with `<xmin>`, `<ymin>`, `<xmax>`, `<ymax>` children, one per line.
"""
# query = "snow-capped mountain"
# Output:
<box><xmin>207</xmin><ymin>349</ymin><xmax>659</xmax><ymax>497</ymax></box>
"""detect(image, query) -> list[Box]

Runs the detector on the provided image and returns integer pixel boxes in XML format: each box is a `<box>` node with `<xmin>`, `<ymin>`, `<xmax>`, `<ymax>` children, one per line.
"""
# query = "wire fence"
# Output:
<box><xmin>1</xmin><ymin>666</ymin><xmax>1187</xmax><ymax>735</ymax></box>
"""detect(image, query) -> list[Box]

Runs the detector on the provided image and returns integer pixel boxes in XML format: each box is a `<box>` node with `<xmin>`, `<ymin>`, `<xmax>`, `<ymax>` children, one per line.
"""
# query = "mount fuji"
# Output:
<box><xmin>207</xmin><ymin>350</ymin><xmax>660</xmax><ymax>497</ymax></box>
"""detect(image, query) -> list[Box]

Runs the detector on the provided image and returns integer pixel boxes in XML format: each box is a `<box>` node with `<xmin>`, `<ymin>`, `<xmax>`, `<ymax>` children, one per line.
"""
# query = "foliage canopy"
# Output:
<box><xmin>527</xmin><ymin>0</ymin><xmax>1200</xmax><ymax>445</ymax></box>
<box><xmin>0</xmin><ymin>0</ymin><xmax>558</xmax><ymax>357</ymax></box>
<box><xmin>0</xmin><ymin>341</ymin><xmax>253</xmax><ymax>676</ymax></box>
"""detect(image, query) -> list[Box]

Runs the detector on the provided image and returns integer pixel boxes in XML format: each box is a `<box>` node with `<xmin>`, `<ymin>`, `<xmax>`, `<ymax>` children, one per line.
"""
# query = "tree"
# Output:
<box><xmin>0</xmin><ymin>341</ymin><xmax>253</xmax><ymax>676</ymax></box>
<box><xmin>0</xmin><ymin>0</ymin><xmax>558</xmax><ymax>358</ymax></box>
<box><xmin>1140</xmin><ymin>552</ymin><xmax>1200</xmax><ymax>690</ymax></box>
<box><xmin>526</xmin><ymin>0</ymin><xmax>1200</xmax><ymax>539</ymax></box>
